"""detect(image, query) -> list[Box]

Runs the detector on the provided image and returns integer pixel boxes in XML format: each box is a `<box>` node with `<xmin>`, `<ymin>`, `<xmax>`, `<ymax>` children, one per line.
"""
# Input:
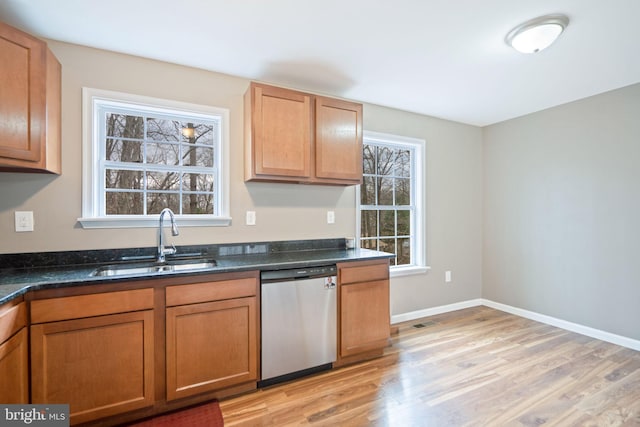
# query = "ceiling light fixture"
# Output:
<box><xmin>506</xmin><ymin>14</ymin><xmax>569</xmax><ymax>54</ymax></box>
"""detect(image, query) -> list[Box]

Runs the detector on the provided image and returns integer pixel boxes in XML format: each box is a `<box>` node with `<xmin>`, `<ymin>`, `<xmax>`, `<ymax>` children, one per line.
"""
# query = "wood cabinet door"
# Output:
<box><xmin>0</xmin><ymin>328</ymin><xmax>29</xmax><ymax>403</ymax></box>
<box><xmin>315</xmin><ymin>96</ymin><xmax>363</xmax><ymax>184</ymax></box>
<box><xmin>340</xmin><ymin>279</ymin><xmax>390</xmax><ymax>357</ymax></box>
<box><xmin>166</xmin><ymin>296</ymin><xmax>258</xmax><ymax>401</ymax></box>
<box><xmin>247</xmin><ymin>83</ymin><xmax>312</xmax><ymax>180</ymax></box>
<box><xmin>0</xmin><ymin>22</ymin><xmax>45</xmax><ymax>163</ymax></box>
<box><xmin>31</xmin><ymin>311</ymin><xmax>155</xmax><ymax>425</ymax></box>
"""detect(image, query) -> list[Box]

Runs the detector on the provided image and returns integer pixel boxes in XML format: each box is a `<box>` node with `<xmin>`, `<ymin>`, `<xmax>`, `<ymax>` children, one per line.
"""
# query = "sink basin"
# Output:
<box><xmin>91</xmin><ymin>258</ymin><xmax>217</xmax><ymax>277</ymax></box>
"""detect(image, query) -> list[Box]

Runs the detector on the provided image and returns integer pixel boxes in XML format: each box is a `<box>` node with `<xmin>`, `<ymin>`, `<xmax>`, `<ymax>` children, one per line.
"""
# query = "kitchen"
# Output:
<box><xmin>1</xmin><ymin>1</ymin><xmax>640</xmax><ymax>425</ymax></box>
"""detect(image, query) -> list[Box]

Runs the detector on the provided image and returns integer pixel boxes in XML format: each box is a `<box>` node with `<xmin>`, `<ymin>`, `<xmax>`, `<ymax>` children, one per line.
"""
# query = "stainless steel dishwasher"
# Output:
<box><xmin>259</xmin><ymin>265</ymin><xmax>337</xmax><ymax>387</ymax></box>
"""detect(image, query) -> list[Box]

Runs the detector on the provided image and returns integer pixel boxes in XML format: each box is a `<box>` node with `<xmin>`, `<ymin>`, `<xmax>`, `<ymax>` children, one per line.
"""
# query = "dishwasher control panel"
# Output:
<box><xmin>261</xmin><ymin>265</ymin><xmax>337</xmax><ymax>282</ymax></box>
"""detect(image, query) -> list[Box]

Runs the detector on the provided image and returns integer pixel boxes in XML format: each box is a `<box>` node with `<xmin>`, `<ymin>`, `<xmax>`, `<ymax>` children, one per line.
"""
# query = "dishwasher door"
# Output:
<box><xmin>261</xmin><ymin>275</ymin><xmax>336</xmax><ymax>385</ymax></box>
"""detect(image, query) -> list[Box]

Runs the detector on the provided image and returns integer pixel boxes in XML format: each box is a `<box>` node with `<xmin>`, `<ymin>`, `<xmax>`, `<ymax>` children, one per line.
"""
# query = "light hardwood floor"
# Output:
<box><xmin>219</xmin><ymin>306</ymin><xmax>640</xmax><ymax>426</ymax></box>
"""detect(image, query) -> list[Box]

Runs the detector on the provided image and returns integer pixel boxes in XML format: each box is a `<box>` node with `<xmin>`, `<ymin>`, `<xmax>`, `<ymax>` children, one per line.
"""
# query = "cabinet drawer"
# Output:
<box><xmin>166</xmin><ymin>277</ymin><xmax>258</xmax><ymax>306</ymax></box>
<box><xmin>0</xmin><ymin>301</ymin><xmax>26</xmax><ymax>344</ymax></box>
<box><xmin>31</xmin><ymin>288</ymin><xmax>154</xmax><ymax>323</ymax></box>
<box><xmin>339</xmin><ymin>261</ymin><xmax>389</xmax><ymax>285</ymax></box>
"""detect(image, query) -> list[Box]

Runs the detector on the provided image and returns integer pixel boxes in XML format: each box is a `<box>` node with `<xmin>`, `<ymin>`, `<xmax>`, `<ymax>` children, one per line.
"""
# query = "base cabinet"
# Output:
<box><xmin>0</xmin><ymin>301</ymin><xmax>28</xmax><ymax>403</ymax></box>
<box><xmin>338</xmin><ymin>259</ymin><xmax>390</xmax><ymax>361</ymax></box>
<box><xmin>165</xmin><ymin>275</ymin><xmax>259</xmax><ymax>401</ymax></box>
<box><xmin>30</xmin><ymin>289</ymin><xmax>155</xmax><ymax>425</ymax></box>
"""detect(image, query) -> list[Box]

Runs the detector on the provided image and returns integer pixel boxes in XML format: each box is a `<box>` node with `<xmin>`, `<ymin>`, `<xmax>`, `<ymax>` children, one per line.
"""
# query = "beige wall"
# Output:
<box><xmin>0</xmin><ymin>40</ymin><xmax>484</xmax><ymax>318</ymax></box>
<box><xmin>483</xmin><ymin>83</ymin><xmax>640</xmax><ymax>340</ymax></box>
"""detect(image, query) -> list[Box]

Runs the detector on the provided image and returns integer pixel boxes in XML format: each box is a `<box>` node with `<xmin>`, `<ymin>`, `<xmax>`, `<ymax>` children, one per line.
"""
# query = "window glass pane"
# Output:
<box><xmin>182</xmin><ymin>146</ymin><xmax>214</xmax><ymax>167</ymax></box>
<box><xmin>146</xmin><ymin>171</ymin><xmax>179</xmax><ymax>191</ymax></box>
<box><xmin>397</xmin><ymin>210</ymin><xmax>410</xmax><ymax>236</ymax></box>
<box><xmin>106</xmin><ymin>192</ymin><xmax>143</xmax><ymax>215</ymax></box>
<box><xmin>146</xmin><ymin>118</ymin><xmax>180</xmax><ymax>142</ymax></box>
<box><xmin>379</xmin><ymin>238</ymin><xmax>396</xmax><ymax>264</ymax></box>
<box><xmin>361</xmin><ymin>176</ymin><xmax>376</xmax><ymax>205</ymax></box>
<box><xmin>106</xmin><ymin>169</ymin><xmax>143</xmax><ymax>190</ymax></box>
<box><xmin>182</xmin><ymin>173</ymin><xmax>214</xmax><ymax>192</ymax></box>
<box><xmin>182</xmin><ymin>193</ymin><xmax>214</xmax><ymax>214</ymax></box>
<box><xmin>106</xmin><ymin>139</ymin><xmax>143</xmax><ymax>163</ymax></box>
<box><xmin>376</xmin><ymin>146</ymin><xmax>394</xmax><ymax>176</ymax></box>
<box><xmin>363</xmin><ymin>145</ymin><xmax>376</xmax><ymax>175</ymax></box>
<box><xmin>147</xmin><ymin>193</ymin><xmax>180</xmax><ymax>215</ymax></box>
<box><xmin>397</xmin><ymin>238</ymin><xmax>411</xmax><ymax>265</ymax></box>
<box><xmin>182</xmin><ymin>122</ymin><xmax>215</xmax><ymax>146</ymax></box>
<box><xmin>361</xmin><ymin>210</ymin><xmax>377</xmax><ymax>238</ymax></box>
<box><xmin>395</xmin><ymin>149</ymin><xmax>411</xmax><ymax>177</ymax></box>
<box><xmin>380</xmin><ymin>210</ymin><xmax>395</xmax><ymax>236</ymax></box>
<box><xmin>378</xmin><ymin>177</ymin><xmax>394</xmax><ymax>205</ymax></box>
<box><xmin>146</xmin><ymin>142</ymin><xmax>179</xmax><ymax>165</ymax></box>
<box><xmin>106</xmin><ymin>114</ymin><xmax>144</xmax><ymax>139</ymax></box>
<box><xmin>395</xmin><ymin>178</ymin><xmax>411</xmax><ymax>205</ymax></box>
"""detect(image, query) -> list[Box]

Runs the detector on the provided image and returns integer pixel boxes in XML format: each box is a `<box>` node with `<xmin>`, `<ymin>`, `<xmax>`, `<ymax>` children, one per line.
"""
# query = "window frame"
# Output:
<box><xmin>356</xmin><ymin>130</ymin><xmax>428</xmax><ymax>276</ymax></box>
<box><xmin>79</xmin><ymin>87</ymin><xmax>231</xmax><ymax>229</ymax></box>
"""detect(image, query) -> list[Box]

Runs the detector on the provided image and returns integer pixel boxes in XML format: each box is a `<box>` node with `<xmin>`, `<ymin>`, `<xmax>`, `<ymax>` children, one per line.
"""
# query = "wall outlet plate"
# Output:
<box><xmin>15</xmin><ymin>211</ymin><xmax>34</xmax><ymax>232</ymax></box>
<box><xmin>327</xmin><ymin>211</ymin><xmax>335</xmax><ymax>224</ymax></box>
<box><xmin>246</xmin><ymin>210</ymin><xmax>256</xmax><ymax>226</ymax></box>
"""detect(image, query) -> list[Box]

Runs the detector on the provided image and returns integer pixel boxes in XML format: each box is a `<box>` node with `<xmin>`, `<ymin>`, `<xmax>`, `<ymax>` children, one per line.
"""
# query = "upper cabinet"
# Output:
<box><xmin>0</xmin><ymin>21</ymin><xmax>61</xmax><ymax>174</ymax></box>
<box><xmin>244</xmin><ymin>82</ymin><xmax>362</xmax><ymax>185</ymax></box>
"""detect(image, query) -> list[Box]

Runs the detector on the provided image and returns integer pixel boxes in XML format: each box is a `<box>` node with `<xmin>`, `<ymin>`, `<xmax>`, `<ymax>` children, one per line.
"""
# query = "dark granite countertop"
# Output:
<box><xmin>0</xmin><ymin>239</ymin><xmax>393</xmax><ymax>305</ymax></box>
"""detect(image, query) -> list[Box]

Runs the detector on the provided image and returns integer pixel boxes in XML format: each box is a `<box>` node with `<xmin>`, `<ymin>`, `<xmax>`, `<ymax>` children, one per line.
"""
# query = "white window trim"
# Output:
<box><xmin>78</xmin><ymin>87</ymin><xmax>231</xmax><ymax>229</ymax></box>
<box><xmin>357</xmin><ymin>130</ymin><xmax>428</xmax><ymax>275</ymax></box>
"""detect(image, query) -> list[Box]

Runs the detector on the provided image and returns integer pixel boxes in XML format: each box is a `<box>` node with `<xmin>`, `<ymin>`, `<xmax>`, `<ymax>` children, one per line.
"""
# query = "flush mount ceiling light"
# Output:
<box><xmin>506</xmin><ymin>14</ymin><xmax>569</xmax><ymax>53</ymax></box>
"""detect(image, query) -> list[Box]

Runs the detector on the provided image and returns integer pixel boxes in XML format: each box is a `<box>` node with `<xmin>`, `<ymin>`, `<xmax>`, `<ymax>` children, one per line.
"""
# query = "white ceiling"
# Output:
<box><xmin>2</xmin><ymin>0</ymin><xmax>639</xmax><ymax>126</ymax></box>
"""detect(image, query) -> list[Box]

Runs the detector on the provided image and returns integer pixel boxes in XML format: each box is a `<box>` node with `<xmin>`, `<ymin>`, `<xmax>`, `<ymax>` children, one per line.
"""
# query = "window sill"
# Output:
<box><xmin>390</xmin><ymin>265</ymin><xmax>431</xmax><ymax>278</ymax></box>
<box><xmin>77</xmin><ymin>215</ymin><xmax>232</xmax><ymax>229</ymax></box>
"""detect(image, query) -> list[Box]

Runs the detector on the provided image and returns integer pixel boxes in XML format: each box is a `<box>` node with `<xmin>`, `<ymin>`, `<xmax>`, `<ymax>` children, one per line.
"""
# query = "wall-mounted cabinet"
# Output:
<box><xmin>0</xmin><ymin>21</ymin><xmax>61</xmax><ymax>174</ymax></box>
<box><xmin>244</xmin><ymin>82</ymin><xmax>362</xmax><ymax>185</ymax></box>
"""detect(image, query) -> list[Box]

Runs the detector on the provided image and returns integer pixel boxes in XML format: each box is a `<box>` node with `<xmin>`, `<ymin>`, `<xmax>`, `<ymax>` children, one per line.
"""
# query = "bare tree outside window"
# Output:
<box><xmin>360</xmin><ymin>142</ymin><xmax>414</xmax><ymax>266</ymax></box>
<box><xmin>102</xmin><ymin>109</ymin><xmax>218</xmax><ymax>216</ymax></box>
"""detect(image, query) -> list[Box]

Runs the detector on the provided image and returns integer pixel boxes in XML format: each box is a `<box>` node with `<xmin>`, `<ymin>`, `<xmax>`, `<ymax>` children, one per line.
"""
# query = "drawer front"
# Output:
<box><xmin>166</xmin><ymin>277</ymin><xmax>258</xmax><ymax>306</ymax></box>
<box><xmin>31</xmin><ymin>288</ymin><xmax>154</xmax><ymax>323</ymax></box>
<box><xmin>339</xmin><ymin>261</ymin><xmax>389</xmax><ymax>285</ymax></box>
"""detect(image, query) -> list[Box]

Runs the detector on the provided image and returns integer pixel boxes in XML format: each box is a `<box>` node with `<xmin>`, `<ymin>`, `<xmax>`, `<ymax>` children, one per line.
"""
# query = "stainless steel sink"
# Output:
<box><xmin>91</xmin><ymin>258</ymin><xmax>217</xmax><ymax>277</ymax></box>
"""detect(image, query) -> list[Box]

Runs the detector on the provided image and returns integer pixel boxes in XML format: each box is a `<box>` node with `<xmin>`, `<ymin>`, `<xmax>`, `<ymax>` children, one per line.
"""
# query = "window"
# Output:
<box><xmin>357</xmin><ymin>131</ymin><xmax>426</xmax><ymax>273</ymax></box>
<box><xmin>79</xmin><ymin>88</ymin><xmax>230</xmax><ymax>228</ymax></box>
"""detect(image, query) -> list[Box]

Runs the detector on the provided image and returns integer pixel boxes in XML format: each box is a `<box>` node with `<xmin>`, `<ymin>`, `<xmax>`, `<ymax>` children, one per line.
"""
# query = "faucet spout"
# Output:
<box><xmin>158</xmin><ymin>208</ymin><xmax>179</xmax><ymax>263</ymax></box>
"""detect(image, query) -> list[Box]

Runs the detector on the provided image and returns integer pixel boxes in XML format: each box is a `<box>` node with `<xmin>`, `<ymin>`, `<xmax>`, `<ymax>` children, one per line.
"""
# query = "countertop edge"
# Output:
<box><xmin>0</xmin><ymin>249</ymin><xmax>394</xmax><ymax>306</ymax></box>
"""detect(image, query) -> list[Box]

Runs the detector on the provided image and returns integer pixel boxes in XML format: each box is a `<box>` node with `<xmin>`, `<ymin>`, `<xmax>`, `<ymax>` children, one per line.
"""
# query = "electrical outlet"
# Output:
<box><xmin>15</xmin><ymin>211</ymin><xmax>34</xmax><ymax>232</ymax></box>
<box><xmin>445</xmin><ymin>270</ymin><xmax>452</xmax><ymax>283</ymax></box>
<box><xmin>327</xmin><ymin>211</ymin><xmax>335</xmax><ymax>224</ymax></box>
<box><xmin>246</xmin><ymin>211</ymin><xmax>256</xmax><ymax>226</ymax></box>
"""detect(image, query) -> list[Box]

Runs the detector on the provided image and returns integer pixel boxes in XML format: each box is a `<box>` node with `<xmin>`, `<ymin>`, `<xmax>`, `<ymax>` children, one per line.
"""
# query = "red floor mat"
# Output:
<box><xmin>128</xmin><ymin>401</ymin><xmax>224</xmax><ymax>427</ymax></box>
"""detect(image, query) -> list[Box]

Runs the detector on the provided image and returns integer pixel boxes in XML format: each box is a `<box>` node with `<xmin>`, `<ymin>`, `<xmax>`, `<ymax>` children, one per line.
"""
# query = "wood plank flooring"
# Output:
<box><xmin>219</xmin><ymin>306</ymin><xmax>640</xmax><ymax>426</ymax></box>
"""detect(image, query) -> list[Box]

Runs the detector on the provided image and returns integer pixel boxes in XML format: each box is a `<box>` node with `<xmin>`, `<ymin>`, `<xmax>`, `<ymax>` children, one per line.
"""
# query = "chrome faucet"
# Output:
<box><xmin>157</xmin><ymin>208</ymin><xmax>179</xmax><ymax>263</ymax></box>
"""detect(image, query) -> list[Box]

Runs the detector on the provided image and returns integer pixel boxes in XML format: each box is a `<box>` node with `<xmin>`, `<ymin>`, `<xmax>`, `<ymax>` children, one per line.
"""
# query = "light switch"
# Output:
<box><xmin>15</xmin><ymin>211</ymin><xmax>34</xmax><ymax>232</ymax></box>
<box><xmin>445</xmin><ymin>270</ymin><xmax>452</xmax><ymax>283</ymax></box>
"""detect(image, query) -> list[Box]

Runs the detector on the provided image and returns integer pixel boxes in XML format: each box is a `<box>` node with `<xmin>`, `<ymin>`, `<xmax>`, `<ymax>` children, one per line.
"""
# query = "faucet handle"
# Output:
<box><xmin>165</xmin><ymin>244</ymin><xmax>177</xmax><ymax>256</ymax></box>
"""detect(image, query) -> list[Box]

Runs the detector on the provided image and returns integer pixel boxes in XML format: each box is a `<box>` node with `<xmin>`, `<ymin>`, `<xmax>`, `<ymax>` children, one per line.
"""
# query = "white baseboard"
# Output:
<box><xmin>391</xmin><ymin>299</ymin><xmax>483</xmax><ymax>324</ymax></box>
<box><xmin>391</xmin><ymin>298</ymin><xmax>640</xmax><ymax>351</ymax></box>
<box><xmin>481</xmin><ymin>299</ymin><xmax>640</xmax><ymax>352</ymax></box>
